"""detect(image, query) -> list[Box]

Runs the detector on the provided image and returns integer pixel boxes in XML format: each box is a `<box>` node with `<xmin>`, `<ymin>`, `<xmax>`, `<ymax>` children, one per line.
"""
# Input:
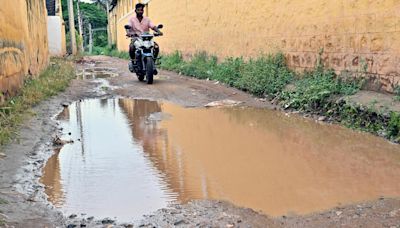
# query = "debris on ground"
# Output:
<box><xmin>52</xmin><ymin>135</ymin><xmax>74</xmax><ymax>146</ymax></box>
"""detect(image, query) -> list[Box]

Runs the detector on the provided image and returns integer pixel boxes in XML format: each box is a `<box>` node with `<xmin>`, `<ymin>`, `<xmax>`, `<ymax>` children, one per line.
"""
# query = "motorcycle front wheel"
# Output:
<box><xmin>146</xmin><ymin>57</ymin><xmax>154</xmax><ymax>84</ymax></box>
<box><xmin>136</xmin><ymin>73</ymin><xmax>145</xmax><ymax>81</ymax></box>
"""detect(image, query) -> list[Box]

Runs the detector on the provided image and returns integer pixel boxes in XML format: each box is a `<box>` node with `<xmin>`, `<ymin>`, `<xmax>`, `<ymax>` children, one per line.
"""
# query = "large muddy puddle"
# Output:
<box><xmin>41</xmin><ymin>98</ymin><xmax>400</xmax><ymax>221</ymax></box>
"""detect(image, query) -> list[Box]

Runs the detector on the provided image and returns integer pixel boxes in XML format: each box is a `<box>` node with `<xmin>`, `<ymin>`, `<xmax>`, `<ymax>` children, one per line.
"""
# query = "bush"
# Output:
<box><xmin>236</xmin><ymin>53</ymin><xmax>294</xmax><ymax>97</ymax></box>
<box><xmin>160</xmin><ymin>51</ymin><xmax>184</xmax><ymax>71</ymax></box>
<box><xmin>279</xmin><ymin>68</ymin><xmax>361</xmax><ymax>111</ymax></box>
<box><xmin>388</xmin><ymin>112</ymin><xmax>400</xmax><ymax>141</ymax></box>
<box><xmin>179</xmin><ymin>52</ymin><xmax>218</xmax><ymax>79</ymax></box>
<box><xmin>213</xmin><ymin>57</ymin><xmax>245</xmax><ymax>86</ymax></box>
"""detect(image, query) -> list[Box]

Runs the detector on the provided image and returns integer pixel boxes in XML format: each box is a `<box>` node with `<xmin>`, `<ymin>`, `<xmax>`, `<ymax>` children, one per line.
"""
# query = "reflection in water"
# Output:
<box><xmin>120</xmin><ymin>99</ymin><xmax>400</xmax><ymax>215</ymax></box>
<box><xmin>41</xmin><ymin>99</ymin><xmax>400</xmax><ymax>221</ymax></box>
<box><xmin>41</xmin><ymin>99</ymin><xmax>177</xmax><ymax>222</ymax></box>
<box><xmin>40</xmin><ymin>148</ymin><xmax>64</xmax><ymax>207</ymax></box>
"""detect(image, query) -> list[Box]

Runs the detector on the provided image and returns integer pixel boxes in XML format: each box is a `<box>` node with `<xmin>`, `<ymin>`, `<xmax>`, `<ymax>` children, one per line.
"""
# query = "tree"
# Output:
<box><xmin>91</xmin><ymin>0</ymin><xmax>109</xmax><ymax>11</ymax></box>
<box><xmin>62</xmin><ymin>0</ymin><xmax>108</xmax><ymax>48</ymax></box>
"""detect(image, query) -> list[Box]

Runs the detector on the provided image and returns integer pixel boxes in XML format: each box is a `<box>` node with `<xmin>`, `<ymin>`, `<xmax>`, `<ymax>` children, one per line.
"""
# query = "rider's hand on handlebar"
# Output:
<box><xmin>126</xmin><ymin>33</ymin><xmax>138</xmax><ymax>38</ymax></box>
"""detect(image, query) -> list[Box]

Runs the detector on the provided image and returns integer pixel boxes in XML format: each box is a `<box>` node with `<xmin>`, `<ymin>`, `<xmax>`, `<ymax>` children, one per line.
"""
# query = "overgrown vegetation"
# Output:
<box><xmin>394</xmin><ymin>86</ymin><xmax>400</xmax><ymax>101</ymax></box>
<box><xmin>93</xmin><ymin>47</ymin><xmax>400</xmax><ymax>142</ymax></box>
<box><xmin>160</xmin><ymin>51</ymin><xmax>294</xmax><ymax>97</ymax></box>
<box><xmin>278</xmin><ymin>68</ymin><xmax>362</xmax><ymax>111</ymax></box>
<box><xmin>0</xmin><ymin>58</ymin><xmax>75</xmax><ymax>146</ymax></box>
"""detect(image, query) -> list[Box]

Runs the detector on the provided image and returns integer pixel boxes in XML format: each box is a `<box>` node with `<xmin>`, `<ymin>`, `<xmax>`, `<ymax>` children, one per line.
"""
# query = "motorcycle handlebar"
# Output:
<box><xmin>126</xmin><ymin>33</ymin><xmax>163</xmax><ymax>38</ymax></box>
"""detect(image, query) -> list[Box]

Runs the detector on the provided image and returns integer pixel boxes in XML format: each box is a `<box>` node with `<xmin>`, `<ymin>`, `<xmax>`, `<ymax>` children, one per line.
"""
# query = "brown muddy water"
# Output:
<box><xmin>40</xmin><ymin>98</ymin><xmax>400</xmax><ymax>222</ymax></box>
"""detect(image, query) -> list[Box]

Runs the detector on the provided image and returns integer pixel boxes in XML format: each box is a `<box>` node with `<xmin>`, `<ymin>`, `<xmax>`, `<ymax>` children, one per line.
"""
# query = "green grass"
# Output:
<box><xmin>91</xmin><ymin>46</ymin><xmax>130</xmax><ymax>60</ymax></box>
<box><xmin>160</xmin><ymin>50</ymin><xmax>184</xmax><ymax>71</ymax></box>
<box><xmin>161</xmin><ymin>51</ymin><xmax>294</xmax><ymax>97</ymax></box>
<box><xmin>394</xmin><ymin>86</ymin><xmax>400</xmax><ymax>101</ymax></box>
<box><xmin>0</xmin><ymin>198</ymin><xmax>8</xmax><ymax>225</ymax></box>
<box><xmin>160</xmin><ymin>51</ymin><xmax>361</xmax><ymax>106</ymax></box>
<box><xmin>0</xmin><ymin>198</ymin><xmax>8</xmax><ymax>204</ymax></box>
<box><xmin>278</xmin><ymin>68</ymin><xmax>362</xmax><ymax>111</ymax></box>
<box><xmin>236</xmin><ymin>53</ymin><xmax>294</xmax><ymax>97</ymax></box>
<box><xmin>0</xmin><ymin>58</ymin><xmax>75</xmax><ymax>146</ymax></box>
<box><xmin>179</xmin><ymin>52</ymin><xmax>218</xmax><ymax>79</ymax></box>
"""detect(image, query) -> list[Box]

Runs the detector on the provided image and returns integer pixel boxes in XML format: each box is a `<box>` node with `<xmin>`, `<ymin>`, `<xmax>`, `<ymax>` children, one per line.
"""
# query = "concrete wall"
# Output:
<box><xmin>48</xmin><ymin>16</ymin><xmax>66</xmax><ymax>56</ymax></box>
<box><xmin>110</xmin><ymin>0</ymin><xmax>400</xmax><ymax>92</ymax></box>
<box><xmin>0</xmin><ymin>0</ymin><xmax>49</xmax><ymax>99</ymax></box>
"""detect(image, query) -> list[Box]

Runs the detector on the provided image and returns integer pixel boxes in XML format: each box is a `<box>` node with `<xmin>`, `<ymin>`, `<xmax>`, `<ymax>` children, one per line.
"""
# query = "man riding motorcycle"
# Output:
<box><xmin>127</xmin><ymin>3</ymin><xmax>162</xmax><ymax>67</ymax></box>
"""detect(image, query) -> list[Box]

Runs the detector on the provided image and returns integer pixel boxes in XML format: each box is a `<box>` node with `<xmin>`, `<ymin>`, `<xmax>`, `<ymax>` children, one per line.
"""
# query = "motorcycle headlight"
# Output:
<box><xmin>143</xmin><ymin>40</ymin><xmax>154</xmax><ymax>49</ymax></box>
<box><xmin>134</xmin><ymin>40</ymin><xmax>143</xmax><ymax>48</ymax></box>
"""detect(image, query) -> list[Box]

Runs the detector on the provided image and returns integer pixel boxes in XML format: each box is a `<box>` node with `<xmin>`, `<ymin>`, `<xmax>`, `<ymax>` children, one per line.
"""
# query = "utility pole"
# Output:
<box><xmin>77</xmin><ymin>0</ymin><xmax>84</xmax><ymax>52</ymax></box>
<box><xmin>89</xmin><ymin>23</ymin><xmax>93</xmax><ymax>54</ymax></box>
<box><xmin>67</xmin><ymin>0</ymin><xmax>77</xmax><ymax>55</ymax></box>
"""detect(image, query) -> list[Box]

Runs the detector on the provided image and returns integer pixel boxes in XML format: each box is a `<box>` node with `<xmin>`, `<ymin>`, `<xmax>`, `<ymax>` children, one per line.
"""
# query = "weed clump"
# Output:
<box><xmin>279</xmin><ymin>68</ymin><xmax>362</xmax><ymax>111</ymax></box>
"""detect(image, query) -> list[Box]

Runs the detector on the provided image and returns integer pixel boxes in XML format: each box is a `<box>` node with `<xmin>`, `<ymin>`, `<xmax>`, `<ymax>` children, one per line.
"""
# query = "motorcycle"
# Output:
<box><xmin>124</xmin><ymin>24</ymin><xmax>163</xmax><ymax>84</ymax></box>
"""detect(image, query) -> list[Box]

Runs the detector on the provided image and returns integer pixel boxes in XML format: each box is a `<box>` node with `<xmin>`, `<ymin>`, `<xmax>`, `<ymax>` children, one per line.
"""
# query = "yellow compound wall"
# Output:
<box><xmin>0</xmin><ymin>0</ymin><xmax>49</xmax><ymax>100</ymax></box>
<box><xmin>110</xmin><ymin>0</ymin><xmax>400</xmax><ymax>92</ymax></box>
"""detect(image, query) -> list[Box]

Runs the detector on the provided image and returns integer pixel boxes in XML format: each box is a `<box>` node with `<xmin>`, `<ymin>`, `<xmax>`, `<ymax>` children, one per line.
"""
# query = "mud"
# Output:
<box><xmin>76</xmin><ymin>67</ymin><xmax>118</xmax><ymax>80</ymax></box>
<box><xmin>0</xmin><ymin>55</ymin><xmax>399</xmax><ymax>227</ymax></box>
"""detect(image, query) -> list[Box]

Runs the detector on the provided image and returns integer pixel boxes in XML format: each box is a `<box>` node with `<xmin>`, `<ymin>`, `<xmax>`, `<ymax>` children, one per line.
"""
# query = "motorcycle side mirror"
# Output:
<box><xmin>124</xmin><ymin>25</ymin><xmax>132</xmax><ymax>30</ymax></box>
<box><xmin>157</xmin><ymin>24</ymin><xmax>163</xmax><ymax>29</ymax></box>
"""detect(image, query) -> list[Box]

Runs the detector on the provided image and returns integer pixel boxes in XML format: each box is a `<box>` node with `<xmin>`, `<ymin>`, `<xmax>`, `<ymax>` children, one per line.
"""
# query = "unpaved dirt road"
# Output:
<box><xmin>0</xmin><ymin>56</ymin><xmax>399</xmax><ymax>228</ymax></box>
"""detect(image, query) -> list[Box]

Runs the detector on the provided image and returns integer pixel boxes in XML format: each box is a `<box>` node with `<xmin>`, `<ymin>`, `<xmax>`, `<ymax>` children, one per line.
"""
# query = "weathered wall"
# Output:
<box><xmin>0</xmin><ymin>0</ymin><xmax>49</xmax><ymax>99</ymax></box>
<box><xmin>136</xmin><ymin>0</ymin><xmax>399</xmax><ymax>92</ymax></box>
<box><xmin>48</xmin><ymin>16</ymin><xmax>65</xmax><ymax>56</ymax></box>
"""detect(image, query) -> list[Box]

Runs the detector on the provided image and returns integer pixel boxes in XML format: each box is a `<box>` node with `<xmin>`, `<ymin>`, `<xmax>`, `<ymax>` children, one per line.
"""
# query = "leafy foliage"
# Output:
<box><xmin>62</xmin><ymin>0</ymin><xmax>108</xmax><ymax>49</ymax></box>
<box><xmin>388</xmin><ymin>112</ymin><xmax>400</xmax><ymax>141</ymax></box>
<box><xmin>236</xmin><ymin>53</ymin><xmax>294</xmax><ymax>97</ymax></box>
